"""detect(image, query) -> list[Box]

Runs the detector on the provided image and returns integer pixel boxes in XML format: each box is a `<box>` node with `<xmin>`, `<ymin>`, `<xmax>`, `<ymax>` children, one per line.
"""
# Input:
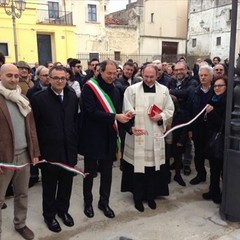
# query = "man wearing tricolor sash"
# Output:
<box><xmin>79</xmin><ymin>60</ymin><xmax>134</xmax><ymax>219</ymax></box>
<box><xmin>121</xmin><ymin>64</ymin><xmax>174</xmax><ymax>212</ymax></box>
<box><xmin>0</xmin><ymin>64</ymin><xmax>40</xmax><ymax>240</ymax></box>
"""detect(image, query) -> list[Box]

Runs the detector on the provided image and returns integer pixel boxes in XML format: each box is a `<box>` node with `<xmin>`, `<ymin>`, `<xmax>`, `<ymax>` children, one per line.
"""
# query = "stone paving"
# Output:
<box><xmin>2</xmin><ymin>160</ymin><xmax>240</xmax><ymax>240</ymax></box>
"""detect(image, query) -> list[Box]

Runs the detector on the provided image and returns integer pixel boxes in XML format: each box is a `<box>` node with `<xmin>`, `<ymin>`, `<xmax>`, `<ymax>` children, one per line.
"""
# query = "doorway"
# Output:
<box><xmin>37</xmin><ymin>34</ymin><xmax>52</xmax><ymax>66</ymax></box>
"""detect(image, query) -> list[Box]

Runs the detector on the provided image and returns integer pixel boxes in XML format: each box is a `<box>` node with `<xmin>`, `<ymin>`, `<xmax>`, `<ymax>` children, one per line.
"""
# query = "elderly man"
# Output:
<box><xmin>188</xmin><ymin>65</ymin><xmax>214</xmax><ymax>185</ymax></box>
<box><xmin>31</xmin><ymin>66</ymin><xmax>79</xmax><ymax>233</ymax></box>
<box><xmin>16</xmin><ymin>61</ymin><xmax>34</xmax><ymax>95</ymax></box>
<box><xmin>121</xmin><ymin>64</ymin><xmax>174</xmax><ymax>212</ymax></box>
<box><xmin>0</xmin><ymin>63</ymin><xmax>40</xmax><ymax>240</ymax></box>
<box><xmin>26</xmin><ymin>66</ymin><xmax>50</xmax><ymax>188</ymax></box>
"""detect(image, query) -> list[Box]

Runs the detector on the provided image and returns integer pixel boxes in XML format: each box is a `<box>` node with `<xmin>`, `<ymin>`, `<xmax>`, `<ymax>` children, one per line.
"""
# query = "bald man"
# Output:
<box><xmin>0</xmin><ymin>64</ymin><xmax>40</xmax><ymax>240</ymax></box>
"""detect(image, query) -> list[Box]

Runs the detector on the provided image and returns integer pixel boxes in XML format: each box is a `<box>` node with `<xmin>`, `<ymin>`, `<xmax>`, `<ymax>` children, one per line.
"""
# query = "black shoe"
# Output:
<box><xmin>1</xmin><ymin>203</ymin><xmax>7</xmax><ymax>209</ymax></box>
<box><xmin>134</xmin><ymin>200</ymin><xmax>144</xmax><ymax>212</ymax></box>
<box><xmin>174</xmin><ymin>174</ymin><xmax>186</xmax><ymax>186</ymax></box>
<box><xmin>148</xmin><ymin>200</ymin><xmax>156</xmax><ymax>210</ymax></box>
<box><xmin>98</xmin><ymin>202</ymin><xmax>115</xmax><ymax>218</ymax></box>
<box><xmin>84</xmin><ymin>204</ymin><xmax>94</xmax><ymax>218</ymax></box>
<box><xmin>44</xmin><ymin>218</ymin><xmax>61</xmax><ymax>233</ymax></box>
<box><xmin>190</xmin><ymin>175</ymin><xmax>206</xmax><ymax>185</ymax></box>
<box><xmin>183</xmin><ymin>166</ymin><xmax>191</xmax><ymax>176</ymax></box>
<box><xmin>212</xmin><ymin>194</ymin><xmax>222</xmax><ymax>204</ymax></box>
<box><xmin>58</xmin><ymin>213</ymin><xmax>74</xmax><ymax>227</ymax></box>
<box><xmin>28</xmin><ymin>177</ymin><xmax>39</xmax><ymax>188</ymax></box>
<box><xmin>202</xmin><ymin>191</ymin><xmax>212</xmax><ymax>200</ymax></box>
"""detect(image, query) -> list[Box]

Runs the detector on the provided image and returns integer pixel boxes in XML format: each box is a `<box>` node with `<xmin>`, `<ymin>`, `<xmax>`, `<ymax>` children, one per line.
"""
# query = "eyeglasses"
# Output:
<box><xmin>213</xmin><ymin>84</ymin><xmax>226</xmax><ymax>88</ymax></box>
<box><xmin>215</xmin><ymin>69</ymin><xmax>223</xmax><ymax>72</ymax></box>
<box><xmin>50</xmin><ymin>76</ymin><xmax>67</xmax><ymax>81</ymax></box>
<box><xmin>40</xmin><ymin>74</ymin><xmax>49</xmax><ymax>77</ymax></box>
<box><xmin>75</xmin><ymin>65</ymin><xmax>82</xmax><ymax>68</ymax></box>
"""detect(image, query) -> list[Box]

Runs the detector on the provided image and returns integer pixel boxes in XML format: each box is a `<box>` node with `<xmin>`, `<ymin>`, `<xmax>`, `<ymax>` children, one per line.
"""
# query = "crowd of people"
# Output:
<box><xmin>0</xmin><ymin>51</ymin><xmax>235</xmax><ymax>240</ymax></box>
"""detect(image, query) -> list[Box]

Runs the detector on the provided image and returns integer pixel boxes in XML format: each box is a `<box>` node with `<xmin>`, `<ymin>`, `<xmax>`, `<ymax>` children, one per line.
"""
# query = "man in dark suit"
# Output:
<box><xmin>26</xmin><ymin>66</ymin><xmax>50</xmax><ymax>188</ymax></box>
<box><xmin>79</xmin><ymin>60</ymin><xmax>132</xmax><ymax>219</ymax></box>
<box><xmin>31</xmin><ymin>66</ymin><xmax>79</xmax><ymax>233</ymax></box>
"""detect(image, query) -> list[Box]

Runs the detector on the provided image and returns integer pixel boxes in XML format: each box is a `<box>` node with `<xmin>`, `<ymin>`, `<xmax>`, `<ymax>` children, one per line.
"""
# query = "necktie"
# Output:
<box><xmin>58</xmin><ymin>95</ymin><xmax>63</xmax><ymax>103</ymax></box>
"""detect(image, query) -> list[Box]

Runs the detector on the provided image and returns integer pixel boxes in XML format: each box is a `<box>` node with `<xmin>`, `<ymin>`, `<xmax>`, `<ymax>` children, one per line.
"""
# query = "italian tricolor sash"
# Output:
<box><xmin>86</xmin><ymin>79</ymin><xmax>118</xmax><ymax>132</ymax></box>
<box><xmin>86</xmin><ymin>79</ymin><xmax>121</xmax><ymax>159</ymax></box>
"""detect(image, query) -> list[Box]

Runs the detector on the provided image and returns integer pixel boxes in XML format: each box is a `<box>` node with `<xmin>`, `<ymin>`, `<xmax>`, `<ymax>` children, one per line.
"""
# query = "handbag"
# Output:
<box><xmin>204</xmin><ymin>124</ymin><xmax>224</xmax><ymax>159</ymax></box>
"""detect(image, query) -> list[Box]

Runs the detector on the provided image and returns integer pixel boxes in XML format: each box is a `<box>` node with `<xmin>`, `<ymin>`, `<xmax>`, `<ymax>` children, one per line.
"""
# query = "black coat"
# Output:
<box><xmin>26</xmin><ymin>80</ymin><xmax>45</xmax><ymax>102</ymax></box>
<box><xmin>78</xmin><ymin>77</ymin><xmax>122</xmax><ymax>159</ymax></box>
<box><xmin>115</xmin><ymin>75</ymin><xmax>141</xmax><ymax>105</ymax></box>
<box><xmin>31</xmin><ymin>86</ymin><xmax>79</xmax><ymax>166</ymax></box>
<box><xmin>206</xmin><ymin>93</ymin><xmax>227</xmax><ymax>133</ymax></box>
<box><xmin>169</xmin><ymin>75</ymin><xmax>199</xmax><ymax>125</ymax></box>
<box><xmin>187</xmin><ymin>85</ymin><xmax>214</xmax><ymax>139</ymax></box>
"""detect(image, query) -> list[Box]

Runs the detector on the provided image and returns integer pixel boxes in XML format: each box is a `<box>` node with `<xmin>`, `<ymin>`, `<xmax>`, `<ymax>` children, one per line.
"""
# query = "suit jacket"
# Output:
<box><xmin>31</xmin><ymin>86</ymin><xmax>79</xmax><ymax>166</ymax></box>
<box><xmin>0</xmin><ymin>94</ymin><xmax>40</xmax><ymax>163</ymax></box>
<box><xmin>78</xmin><ymin>76</ymin><xmax>122</xmax><ymax>159</ymax></box>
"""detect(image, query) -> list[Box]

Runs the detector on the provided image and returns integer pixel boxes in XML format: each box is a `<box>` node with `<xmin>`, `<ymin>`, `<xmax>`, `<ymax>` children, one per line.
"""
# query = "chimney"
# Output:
<box><xmin>128</xmin><ymin>0</ymin><xmax>131</xmax><ymax>3</ymax></box>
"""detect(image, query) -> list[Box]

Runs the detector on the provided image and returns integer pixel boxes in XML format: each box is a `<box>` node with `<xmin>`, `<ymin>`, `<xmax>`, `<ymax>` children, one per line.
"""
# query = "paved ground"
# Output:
<box><xmin>2</xmin><ymin>159</ymin><xmax>240</xmax><ymax>240</ymax></box>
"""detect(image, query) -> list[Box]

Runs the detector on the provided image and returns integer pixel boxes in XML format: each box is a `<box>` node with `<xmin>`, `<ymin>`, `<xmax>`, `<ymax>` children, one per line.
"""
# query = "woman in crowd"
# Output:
<box><xmin>66</xmin><ymin>68</ymin><xmax>81</xmax><ymax>98</ymax></box>
<box><xmin>202</xmin><ymin>76</ymin><xmax>227</xmax><ymax>204</ymax></box>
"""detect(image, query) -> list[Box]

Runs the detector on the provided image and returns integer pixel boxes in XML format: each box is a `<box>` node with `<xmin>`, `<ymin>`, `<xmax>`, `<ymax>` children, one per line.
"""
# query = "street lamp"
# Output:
<box><xmin>0</xmin><ymin>0</ymin><xmax>26</xmax><ymax>62</ymax></box>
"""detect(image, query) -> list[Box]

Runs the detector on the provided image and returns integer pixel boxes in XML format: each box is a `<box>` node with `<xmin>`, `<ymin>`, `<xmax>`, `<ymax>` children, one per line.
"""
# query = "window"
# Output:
<box><xmin>216</xmin><ymin>37</ymin><xmax>221</xmax><ymax>46</ymax></box>
<box><xmin>192</xmin><ymin>38</ymin><xmax>197</xmax><ymax>48</ymax></box>
<box><xmin>48</xmin><ymin>1</ymin><xmax>59</xmax><ymax>19</ymax></box>
<box><xmin>114</xmin><ymin>51</ymin><xmax>120</xmax><ymax>61</ymax></box>
<box><xmin>88</xmin><ymin>4</ymin><xmax>97</xmax><ymax>22</ymax></box>
<box><xmin>151</xmin><ymin>13</ymin><xmax>154</xmax><ymax>23</ymax></box>
<box><xmin>0</xmin><ymin>43</ymin><xmax>9</xmax><ymax>56</ymax></box>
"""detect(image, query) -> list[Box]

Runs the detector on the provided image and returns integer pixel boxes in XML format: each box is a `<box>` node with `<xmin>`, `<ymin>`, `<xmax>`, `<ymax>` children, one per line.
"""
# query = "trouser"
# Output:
<box><xmin>133</xmin><ymin>167</ymin><xmax>155</xmax><ymax>201</ymax></box>
<box><xmin>209</xmin><ymin>157</ymin><xmax>223</xmax><ymax>195</ymax></box>
<box><xmin>182</xmin><ymin>139</ymin><xmax>193</xmax><ymax>167</ymax></box>
<box><xmin>41</xmin><ymin>164</ymin><xmax>73</xmax><ymax>220</ymax></box>
<box><xmin>0</xmin><ymin>151</ymin><xmax>30</xmax><ymax>237</ymax></box>
<box><xmin>193</xmin><ymin>137</ymin><xmax>207</xmax><ymax>178</ymax></box>
<box><xmin>30</xmin><ymin>165</ymin><xmax>39</xmax><ymax>178</ymax></box>
<box><xmin>83</xmin><ymin>156</ymin><xmax>113</xmax><ymax>205</ymax></box>
<box><xmin>172</xmin><ymin>129</ymin><xmax>187</xmax><ymax>174</ymax></box>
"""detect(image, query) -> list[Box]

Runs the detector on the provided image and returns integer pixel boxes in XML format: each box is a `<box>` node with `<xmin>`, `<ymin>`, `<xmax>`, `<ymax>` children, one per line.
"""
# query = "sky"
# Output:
<box><xmin>108</xmin><ymin>0</ymin><xmax>130</xmax><ymax>13</ymax></box>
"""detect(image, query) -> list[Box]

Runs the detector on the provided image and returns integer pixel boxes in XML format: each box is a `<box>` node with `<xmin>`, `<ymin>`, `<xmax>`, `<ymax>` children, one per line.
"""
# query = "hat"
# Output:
<box><xmin>16</xmin><ymin>61</ymin><xmax>31</xmax><ymax>71</ymax></box>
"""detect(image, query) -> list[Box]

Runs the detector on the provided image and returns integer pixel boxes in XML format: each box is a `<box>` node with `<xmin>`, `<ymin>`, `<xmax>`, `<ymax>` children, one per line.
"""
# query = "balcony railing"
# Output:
<box><xmin>37</xmin><ymin>10</ymin><xmax>73</xmax><ymax>25</ymax></box>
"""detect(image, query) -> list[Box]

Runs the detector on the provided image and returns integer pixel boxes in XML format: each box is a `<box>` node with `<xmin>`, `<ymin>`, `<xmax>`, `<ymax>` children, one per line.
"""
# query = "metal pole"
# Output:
<box><xmin>12</xmin><ymin>14</ymin><xmax>18</xmax><ymax>62</ymax></box>
<box><xmin>220</xmin><ymin>0</ymin><xmax>238</xmax><ymax>221</ymax></box>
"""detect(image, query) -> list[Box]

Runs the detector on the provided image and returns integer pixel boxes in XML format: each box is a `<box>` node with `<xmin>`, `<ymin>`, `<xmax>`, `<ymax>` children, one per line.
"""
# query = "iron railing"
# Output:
<box><xmin>37</xmin><ymin>10</ymin><xmax>73</xmax><ymax>25</ymax></box>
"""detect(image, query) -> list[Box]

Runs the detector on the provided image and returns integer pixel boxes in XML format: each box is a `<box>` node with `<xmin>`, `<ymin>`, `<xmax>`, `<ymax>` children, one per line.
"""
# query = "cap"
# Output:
<box><xmin>16</xmin><ymin>61</ymin><xmax>31</xmax><ymax>71</ymax></box>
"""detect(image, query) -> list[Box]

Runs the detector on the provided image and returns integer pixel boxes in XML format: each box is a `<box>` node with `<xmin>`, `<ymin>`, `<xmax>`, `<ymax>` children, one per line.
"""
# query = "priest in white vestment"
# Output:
<box><xmin>121</xmin><ymin>64</ymin><xmax>174</xmax><ymax>212</ymax></box>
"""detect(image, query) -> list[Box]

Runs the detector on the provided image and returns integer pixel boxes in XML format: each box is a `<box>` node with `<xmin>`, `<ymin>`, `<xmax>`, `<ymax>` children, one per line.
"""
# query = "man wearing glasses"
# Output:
<box><xmin>69</xmin><ymin>59</ymin><xmax>84</xmax><ymax>89</ymax></box>
<box><xmin>31</xmin><ymin>66</ymin><xmax>79</xmax><ymax>233</ymax></box>
<box><xmin>26</xmin><ymin>66</ymin><xmax>50</xmax><ymax>188</ymax></box>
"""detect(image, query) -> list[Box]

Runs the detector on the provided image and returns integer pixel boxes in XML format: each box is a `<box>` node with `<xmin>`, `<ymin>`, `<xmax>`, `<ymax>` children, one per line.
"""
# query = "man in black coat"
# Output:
<box><xmin>187</xmin><ymin>65</ymin><xmax>214</xmax><ymax>185</ymax></box>
<box><xmin>26</xmin><ymin>66</ymin><xmax>49</xmax><ymax>188</ymax></box>
<box><xmin>168</xmin><ymin>61</ymin><xmax>198</xmax><ymax>186</ymax></box>
<box><xmin>31</xmin><ymin>66</ymin><xmax>78</xmax><ymax>233</ymax></box>
<box><xmin>79</xmin><ymin>60</ymin><xmax>132</xmax><ymax>219</ymax></box>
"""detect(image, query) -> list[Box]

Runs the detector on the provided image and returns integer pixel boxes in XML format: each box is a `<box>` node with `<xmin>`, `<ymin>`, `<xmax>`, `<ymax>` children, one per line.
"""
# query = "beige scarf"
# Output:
<box><xmin>0</xmin><ymin>82</ymin><xmax>31</xmax><ymax>117</ymax></box>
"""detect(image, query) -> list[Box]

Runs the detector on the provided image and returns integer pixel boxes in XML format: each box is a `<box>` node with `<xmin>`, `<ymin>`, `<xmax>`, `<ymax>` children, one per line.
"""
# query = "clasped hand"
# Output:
<box><xmin>115</xmin><ymin>111</ymin><xmax>135</xmax><ymax>123</ymax></box>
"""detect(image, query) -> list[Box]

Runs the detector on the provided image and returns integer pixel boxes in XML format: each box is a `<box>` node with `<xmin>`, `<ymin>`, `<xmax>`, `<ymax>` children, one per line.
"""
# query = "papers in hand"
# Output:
<box><xmin>148</xmin><ymin>104</ymin><xmax>162</xmax><ymax>117</ymax></box>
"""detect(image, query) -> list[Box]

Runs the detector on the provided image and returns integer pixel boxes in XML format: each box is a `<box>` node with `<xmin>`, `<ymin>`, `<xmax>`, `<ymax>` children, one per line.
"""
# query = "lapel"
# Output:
<box><xmin>0</xmin><ymin>94</ymin><xmax>14</xmax><ymax>137</ymax></box>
